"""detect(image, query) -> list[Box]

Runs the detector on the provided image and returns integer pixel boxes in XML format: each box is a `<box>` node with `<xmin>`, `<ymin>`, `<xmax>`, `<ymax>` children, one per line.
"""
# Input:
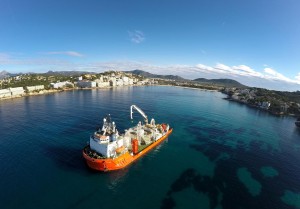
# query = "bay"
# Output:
<box><xmin>0</xmin><ymin>86</ymin><xmax>300</xmax><ymax>209</ymax></box>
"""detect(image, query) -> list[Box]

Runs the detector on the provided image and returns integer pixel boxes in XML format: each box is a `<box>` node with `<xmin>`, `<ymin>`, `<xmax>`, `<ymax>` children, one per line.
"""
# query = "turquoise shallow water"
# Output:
<box><xmin>0</xmin><ymin>86</ymin><xmax>300</xmax><ymax>209</ymax></box>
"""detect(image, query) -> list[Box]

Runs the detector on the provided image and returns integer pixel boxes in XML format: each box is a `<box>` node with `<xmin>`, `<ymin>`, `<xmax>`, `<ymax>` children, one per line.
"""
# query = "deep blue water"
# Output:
<box><xmin>1</xmin><ymin>86</ymin><xmax>300</xmax><ymax>209</ymax></box>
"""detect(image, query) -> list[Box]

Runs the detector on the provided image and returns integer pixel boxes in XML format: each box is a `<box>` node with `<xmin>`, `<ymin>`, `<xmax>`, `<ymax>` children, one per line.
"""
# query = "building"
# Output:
<box><xmin>109</xmin><ymin>77</ymin><xmax>117</xmax><ymax>87</ymax></box>
<box><xmin>116</xmin><ymin>79</ymin><xmax>124</xmax><ymax>86</ymax></box>
<box><xmin>77</xmin><ymin>81</ymin><xmax>96</xmax><ymax>88</ymax></box>
<box><xmin>128</xmin><ymin>78</ymin><xmax>134</xmax><ymax>85</ymax></box>
<box><xmin>0</xmin><ymin>89</ymin><xmax>11</xmax><ymax>98</ymax></box>
<box><xmin>259</xmin><ymin>101</ymin><xmax>271</xmax><ymax>109</ymax></box>
<box><xmin>98</xmin><ymin>82</ymin><xmax>110</xmax><ymax>87</ymax></box>
<box><xmin>94</xmin><ymin>79</ymin><xmax>110</xmax><ymax>88</ymax></box>
<box><xmin>0</xmin><ymin>87</ymin><xmax>26</xmax><ymax>98</ymax></box>
<box><xmin>122</xmin><ymin>76</ymin><xmax>129</xmax><ymax>85</ymax></box>
<box><xmin>280</xmin><ymin>103</ymin><xmax>289</xmax><ymax>112</ymax></box>
<box><xmin>50</xmin><ymin>81</ymin><xmax>73</xmax><ymax>89</ymax></box>
<box><xmin>9</xmin><ymin>87</ymin><xmax>25</xmax><ymax>96</ymax></box>
<box><xmin>26</xmin><ymin>85</ymin><xmax>44</xmax><ymax>92</ymax></box>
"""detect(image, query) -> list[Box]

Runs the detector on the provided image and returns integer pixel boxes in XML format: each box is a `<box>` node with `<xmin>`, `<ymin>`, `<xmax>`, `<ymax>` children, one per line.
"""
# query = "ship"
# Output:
<box><xmin>82</xmin><ymin>105</ymin><xmax>173</xmax><ymax>172</ymax></box>
<box><xmin>295</xmin><ymin>117</ymin><xmax>300</xmax><ymax>127</ymax></box>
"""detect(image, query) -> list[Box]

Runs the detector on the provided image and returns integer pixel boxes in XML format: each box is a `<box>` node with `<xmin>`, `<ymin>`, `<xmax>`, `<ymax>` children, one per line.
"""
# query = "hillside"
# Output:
<box><xmin>193</xmin><ymin>78</ymin><xmax>247</xmax><ymax>88</ymax></box>
<box><xmin>126</xmin><ymin>70</ymin><xmax>187</xmax><ymax>81</ymax></box>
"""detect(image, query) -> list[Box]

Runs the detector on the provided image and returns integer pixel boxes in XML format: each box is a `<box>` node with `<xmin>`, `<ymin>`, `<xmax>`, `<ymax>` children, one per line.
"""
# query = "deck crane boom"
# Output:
<box><xmin>130</xmin><ymin>105</ymin><xmax>148</xmax><ymax>124</ymax></box>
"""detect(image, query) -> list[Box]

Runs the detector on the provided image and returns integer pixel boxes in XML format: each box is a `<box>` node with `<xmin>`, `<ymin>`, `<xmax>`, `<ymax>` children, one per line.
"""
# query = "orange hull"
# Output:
<box><xmin>83</xmin><ymin>128</ymin><xmax>173</xmax><ymax>172</ymax></box>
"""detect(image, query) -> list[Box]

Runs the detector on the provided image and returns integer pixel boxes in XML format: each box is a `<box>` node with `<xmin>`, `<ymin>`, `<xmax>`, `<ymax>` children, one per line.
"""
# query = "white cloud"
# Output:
<box><xmin>195</xmin><ymin>63</ymin><xmax>300</xmax><ymax>88</ymax></box>
<box><xmin>263</xmin><ymin>67</ymin><xmax>296</xmax><ymax>83</ymax></box>
<box><xmin>195</xmin><ymin>64</ymin><xmax>214</xmax><ymax>72</ymax></box>
<box><xmin>128</xmin><ymin>30</ymin><xmax>145</xmax><ymax>44</ymax></box>
<box><xmin>215</xmin><ymin>63</ymin><xmax>232</xmax><ymax>72</ymax></box>
<box><xmin>44</xmin><ymin>51</ymin><xmax>84</xmax><ymax>57</ymax></box>
<box><xmin>196</xmin><ymin>63</ymin><xmax>260</xmax><ymax>78</ymax></box>
<box><xmin>233</xmin><ymin>65</ymin><xmax>255</xmax><ymax>73</ymax></box>
<box><xmin>295</xmin><ymin>73</ymin><xmax>300</xmax><ymax>81</ymax></box>
<box><xmin>232</xmin><ymin>65</ymin><xmax>263</xmax><ymax>77</ymax></box>
<box><xmin>264</xmin><ymin>67</ymin><xmax>278</xmax><ymax>76</ymax></box>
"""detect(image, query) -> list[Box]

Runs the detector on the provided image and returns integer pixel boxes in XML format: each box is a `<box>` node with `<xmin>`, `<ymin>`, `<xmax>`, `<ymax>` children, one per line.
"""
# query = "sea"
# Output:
<box><xmin>0</xmin><ymin>86</ymin><xmax>300</xmax><ymax>209</ymax></box>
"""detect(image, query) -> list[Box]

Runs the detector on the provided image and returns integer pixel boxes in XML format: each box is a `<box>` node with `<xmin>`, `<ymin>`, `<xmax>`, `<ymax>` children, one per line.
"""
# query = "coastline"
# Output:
<box><xmin>173</xmin><ymin>85</ymin><xmax>219</xmax><ymax>92</ymax></box>
<box><xmin>0</xmin><ymin>85</ymin><xmax>144</xmax><ymax>101</ymax></box>
<box><xmin>223</xmin><ymin>97</ymin><xmax>297</xmax><ymax>117</ymax></box>
<box><xmin>0</xmin><ymin>89</ymin><xmax>63</xmax><ymax>101</ymax></box>
<box><xmin>1</xmin><ymin>84</ymin><xmax>298</xmax><ymax>118</ymax></box>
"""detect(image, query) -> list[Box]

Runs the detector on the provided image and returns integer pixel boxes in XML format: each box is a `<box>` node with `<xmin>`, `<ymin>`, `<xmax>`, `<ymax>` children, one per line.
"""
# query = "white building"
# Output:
<box><xmin>98</xmin><ymin>76</ymin><xmax>104</xmax><ymax>82</ymax></box>
<box><xmin>50</xmin><ymin>81</ymin><xmax>72</xmax><ymax>89</ymax></box>
<box><xmin>116</xmin><ymin>79</ymin><xmax>124</xmax><ymax>86</ymax></box>
<box><xmin>26</xmin><ymin>85</ymin><xmax>44</xmax><ymax>92</ymax></box>
<box><xmin>122</xmin><ymin>76</ymin><xmax>129</xmax><ymax>85</ymax></box>
<box><xmin>94</xmin><ymin>79</ymin><xmax>110</xmax><ymax>88</ymax></box>
<box><xmin>9</xmin><ymin>87</ymin><xmax>25</xmax><ymax>96</ymax></box>
<box><xmin>97</xmin><ymin>82</ymin><xmax>110</xmax><ymax>88</ymax></box>
<box><xmin>128</xmin><ymin>78</ymin><xmax>134</xmax><ymax>85</ymax></box>
<box><xmin>0</xmin><ymin>89</ymin><xmax>11</xmax><ymax>98</ymax></box>
<box><xmin>259</xmin><ymin>102</ymin><xmax>271</xmax><ymax>109</ymax></box>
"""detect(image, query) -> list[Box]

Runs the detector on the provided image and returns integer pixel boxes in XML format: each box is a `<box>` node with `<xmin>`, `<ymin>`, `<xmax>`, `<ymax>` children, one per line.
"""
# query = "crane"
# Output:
<box><xmin>130</xmin><ymin>105</ymin><xmax>148</xmax><ymax>124</ymax></box>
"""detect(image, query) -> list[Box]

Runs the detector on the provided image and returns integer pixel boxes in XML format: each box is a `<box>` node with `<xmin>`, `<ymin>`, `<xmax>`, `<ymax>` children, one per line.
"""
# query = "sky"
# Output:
<box><xmin>1</xmin><ymin>0</ymin><xmax>300</xmax><ymax>91</ymax></box>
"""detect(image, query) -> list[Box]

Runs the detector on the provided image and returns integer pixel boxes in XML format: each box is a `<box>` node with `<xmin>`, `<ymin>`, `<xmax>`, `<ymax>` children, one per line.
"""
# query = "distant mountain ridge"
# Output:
<box><xmin>125</xmin><ymin>70</ymin><xmax>187</xmax><ymax>81</ymax></box>
<box><xmin>1</xmin><ymin>69</ymin><xmax>247</xmax><ymax>88</ymax></box>
<box><xmin>0</xmin><ymin>70</ymin><xmax>12</xmax><ymax>79</ymax></box>
<box><xmin>127</xmin><ymin>69</ymin><xmax>246</xmax><ymax>88</ymax></box>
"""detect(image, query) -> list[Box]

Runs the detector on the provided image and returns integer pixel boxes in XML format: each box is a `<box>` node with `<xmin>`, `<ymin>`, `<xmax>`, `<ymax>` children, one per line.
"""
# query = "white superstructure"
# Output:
<box><xmin>88</xmin><ymin>105</ymin><xmax>170</xmax><ymax>159</ymax></box>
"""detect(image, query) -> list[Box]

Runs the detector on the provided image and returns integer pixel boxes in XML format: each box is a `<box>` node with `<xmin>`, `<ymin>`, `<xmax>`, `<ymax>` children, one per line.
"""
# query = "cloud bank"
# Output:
<box><xmin>1</xmin><ymin>52</ymin><xmax>300</xmax><ymax>91</ymax></box>
<box><xmin>87</xmin><ymin>61</ymin><xmax>300</xmax><ymax>91</ymax></box>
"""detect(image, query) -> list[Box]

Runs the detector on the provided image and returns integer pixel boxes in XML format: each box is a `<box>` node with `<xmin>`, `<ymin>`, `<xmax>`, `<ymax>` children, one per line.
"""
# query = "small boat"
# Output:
<box><xmin>82</xmin><ymin>105</ymin><xmax>173</xmax><ymax>172</ymax></box>
<box><xmin>295</xmin><ymin>117</ymin><xmax>300</xmax><ymax>127</ymax></box>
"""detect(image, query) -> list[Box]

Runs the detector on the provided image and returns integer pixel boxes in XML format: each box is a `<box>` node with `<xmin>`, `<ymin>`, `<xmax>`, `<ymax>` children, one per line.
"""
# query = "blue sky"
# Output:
<box><xmin>1</xmin><ymin>0</ymin><xmax>300</xmax><ymax>90</ymax></box>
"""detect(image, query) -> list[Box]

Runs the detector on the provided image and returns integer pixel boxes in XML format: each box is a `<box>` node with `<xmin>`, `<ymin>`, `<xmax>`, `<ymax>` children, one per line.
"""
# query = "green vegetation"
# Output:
<box><xmin>193</xmin><ymin>78</ymin><xmax>246</xmax><ymax>88</ymax></box>
<box><xmin>0</xmin><ymin>74</ymin><xmax>76</xmax><ymax>90</ymax></box>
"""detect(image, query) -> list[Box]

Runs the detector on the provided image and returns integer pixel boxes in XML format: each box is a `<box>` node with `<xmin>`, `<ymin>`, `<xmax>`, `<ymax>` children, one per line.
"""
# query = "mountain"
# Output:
<box><xmin>0</xmin><ymin>70</ymin><xmax>12</xmax><ymax>79</ymax></box>
<box><xmin>127</xmin><ymin>70</ymin><xmax>246</xmax><ymax>88</ymax></box>
<box><xmin>0</xmin><ymin>70</ymin><xmax>90</xmax><ymax>79</ymax></box>
<box><xmin>193</xmin><ymin>78</ymin><xmax>247</xmax><ymax>88</ymax></box>
<box><xmin>126</xmin><ymin>70</ymin><xmax>187</xmax><ymax>81</ymax></box>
